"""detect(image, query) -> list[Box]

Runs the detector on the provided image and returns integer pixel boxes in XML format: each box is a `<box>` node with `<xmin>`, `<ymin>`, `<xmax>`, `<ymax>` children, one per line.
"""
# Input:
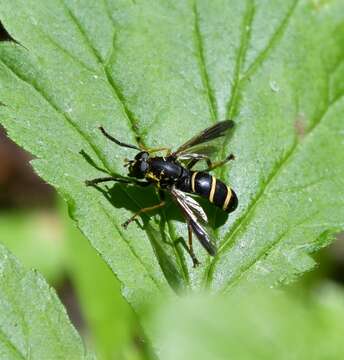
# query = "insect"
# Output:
<box><xmin>86</xmin><ymin>120</ymin><xmax>237</xmax><ymax>266</ymax></box>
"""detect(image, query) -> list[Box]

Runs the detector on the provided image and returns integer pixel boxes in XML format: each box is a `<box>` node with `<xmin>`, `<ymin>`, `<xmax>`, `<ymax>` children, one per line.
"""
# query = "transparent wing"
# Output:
<box><xmin>171</xmin><ymin>187</ymin><xmax>208</xmax><ymax>222</ymax></box>
<box><xmin>172</xmin><ymin>120</ymin><xmax>234</xmax><ymax>157</ymax></box>
<box><xmin>176</xmin><ymin>145</ymin><xmax>217</xmax><ymax>161</ymax></box>
<box><xmin>170</xmin><ymin>187</ymin><xmax>216</xmax><ymax>256</ymax></box>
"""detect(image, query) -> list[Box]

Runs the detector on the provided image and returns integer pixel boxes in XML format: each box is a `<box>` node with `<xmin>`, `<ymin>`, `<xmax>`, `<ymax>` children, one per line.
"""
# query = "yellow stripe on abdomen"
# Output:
<box><xmin>209</xmin><ymin>176</ymin><xmax>216</xmax><ymax>203</ymax></box>
<box><xmin>191</xmin><ymin>172</ymin><xmax>198</xmax><ymax>193</ymax></box>
<box><xmin>222</xmin><ymin>186</ymin><xmax>232</xmax><ymax>211</ymax></box>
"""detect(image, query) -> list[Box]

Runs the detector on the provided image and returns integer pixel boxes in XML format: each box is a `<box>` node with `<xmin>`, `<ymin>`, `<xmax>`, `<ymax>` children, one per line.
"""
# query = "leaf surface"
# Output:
<box><xmin>0</xmin><ymin>244</ymin><xmax>90</xmax><ymax>359</ymax></box>
<box><xmin>0</xmin><ymin>0</ymin><xmax>343</xmax><ymax>304</ymax></box>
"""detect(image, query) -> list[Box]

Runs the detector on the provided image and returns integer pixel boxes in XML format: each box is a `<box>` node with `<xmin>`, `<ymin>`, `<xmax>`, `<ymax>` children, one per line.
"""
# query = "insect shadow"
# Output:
<box><xmin>92</xmin><ymin>181</ymin><xmax>193</xmax><ymax>291</ymax></box>
<box><xmin>81</xmin><ymin>148</ymin><xmax>228</xmax><ymax>229</ymax></box>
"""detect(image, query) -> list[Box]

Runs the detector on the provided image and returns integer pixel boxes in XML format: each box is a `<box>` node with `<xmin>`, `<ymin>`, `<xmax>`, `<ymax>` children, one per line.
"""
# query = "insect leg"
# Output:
<box><xmin>187</xmin><ymin>222</ymin><xmax>200</xmax><ymax>267</ymax></box>
<box><xmin>186</xmin><ymin>154</ymin><xmax>212</xmax><ymax>169</ymax></box>
<box><xmin>99</xmin><ymin>127</ymin><xmax>140</xmax><ymax>151</ymax></box>
<box><xmin>187</xmin><ymin>153</ymin><xmax>235</xmax><ymax>171</ymax></box>
<box><xmin>135</xmin><ymin>136</ymin><xmax>171</xmax><ymax>155</ymax></box>
<box><xmin>85</xmin><ymin>176</ymin><xmax>150</xmax><ymax>187</ymax></box>
<box><xmin>122</xmin><ymin>200</ymin><xmax>166</xmax><ymax>229</ymax></box>
<box><xmin>186</xmin><ymin>158</ymin><xmax>201</xmax><ymax>169</ymax></box>
<box><xmin>203</xmin><ymin>153</ymin><xmax>235</xmax><ymax>171</ymax></box>
<box><xmin>135</xmin><ymin>135</ymin><xmax>150</xmax><ymax>151</ymax></box>
<box><xmin>158</xmin><ymin>189</ymin><xmax>165</xmax><ymax>200</ymax></box>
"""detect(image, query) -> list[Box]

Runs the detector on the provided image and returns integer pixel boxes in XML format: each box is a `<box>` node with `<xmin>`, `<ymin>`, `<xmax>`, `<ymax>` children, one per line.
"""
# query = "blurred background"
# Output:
<box><xmin>1</xmin><ymin>20</ymin><xmax>343</xmax><ymax>360</ymax></box>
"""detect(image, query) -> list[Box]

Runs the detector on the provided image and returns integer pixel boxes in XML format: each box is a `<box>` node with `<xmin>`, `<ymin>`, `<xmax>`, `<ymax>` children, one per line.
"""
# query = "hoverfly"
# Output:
<box><xmin>86</xmin><ymin>120</ymin><xmax>237</xmax><ymax>266</ymax></box>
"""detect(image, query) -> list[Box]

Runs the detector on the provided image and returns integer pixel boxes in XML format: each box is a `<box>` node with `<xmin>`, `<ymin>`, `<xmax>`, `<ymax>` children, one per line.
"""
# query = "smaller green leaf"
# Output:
<box><xmin>0</xmin><ymin>243</ymin><xmax>91</xmax><ymax>359</ymax></box>
<box><xmin>149</xmin><ymin>285</ymin><xmax>344</xmax><ymax>360</ymax></box>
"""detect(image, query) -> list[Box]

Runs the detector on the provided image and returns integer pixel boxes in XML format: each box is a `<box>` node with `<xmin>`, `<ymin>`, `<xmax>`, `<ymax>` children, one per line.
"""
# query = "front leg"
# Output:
<box><xmin>135</xmin><ymin>136</ymin><xmax>171</xmax><ymax>155</ymax></box>
<box><xmin>85</xmin><ymin>176</ymin><xmax>151</xmax><ymax>187</ymax></box>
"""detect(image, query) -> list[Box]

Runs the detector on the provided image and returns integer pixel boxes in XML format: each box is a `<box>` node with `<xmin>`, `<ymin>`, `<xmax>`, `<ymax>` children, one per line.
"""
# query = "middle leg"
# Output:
<box><xmin>122</xmin><ymin>200</ymin><xmax>166</xmax><ymax>228</ymax></box>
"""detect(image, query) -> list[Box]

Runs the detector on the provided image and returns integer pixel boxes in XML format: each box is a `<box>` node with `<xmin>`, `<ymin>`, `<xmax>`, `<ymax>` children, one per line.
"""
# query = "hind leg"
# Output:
<box><xmin>204</xmin><ymin>154</ymin><xmax>235</xmax><ymax>171</ymax></box>
<box><xmin>187</xmin><ymin>222</ymin><xmax>200</xmax><ymax>267</ymax></box>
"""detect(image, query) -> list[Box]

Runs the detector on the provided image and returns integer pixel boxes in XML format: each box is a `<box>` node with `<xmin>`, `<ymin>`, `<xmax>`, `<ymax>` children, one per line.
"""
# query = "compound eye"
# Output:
<box><xmin>140</xmin><ymin>162</ymin><xmax>149</xmax><ymax>172</ymax></box>
<box><xmin>141</xmin><ymin>152</ymin><xmax>149</xmax><ymax>161</ymax></box>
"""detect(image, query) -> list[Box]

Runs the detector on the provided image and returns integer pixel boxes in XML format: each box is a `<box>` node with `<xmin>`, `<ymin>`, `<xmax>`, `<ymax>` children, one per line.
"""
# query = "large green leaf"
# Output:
<box><xmin>0</xmin><ymin>243</ymin><xmax>90</xmax><ymax>359</ymax></box>
<box><xmin>0</xmin><ymin>0</ymin><xmax>343</xmax><ymax>308</ymax></box>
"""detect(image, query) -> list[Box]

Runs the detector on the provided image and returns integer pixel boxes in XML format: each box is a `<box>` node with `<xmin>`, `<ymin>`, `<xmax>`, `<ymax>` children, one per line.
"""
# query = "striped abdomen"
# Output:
<box><xmin>188</xmin><ymin>171</ymin><xmax>237</xmax><ymax>213</ymax></box>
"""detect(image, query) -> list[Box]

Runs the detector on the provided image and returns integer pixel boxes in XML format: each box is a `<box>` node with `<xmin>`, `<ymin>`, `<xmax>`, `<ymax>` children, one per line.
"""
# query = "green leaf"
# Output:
<box><xmin>149</xmin><ymin>284</ymin><xmax>344</xmax><ymax>360</ymax></box>
<box><xmin>0</xmin><ymin>0</ymin><xmax>343</xmax><ymax>306</ymax></box>
<box><xmin>0</xmin><ymin>243</ymin><xmax>91</xmax><ymax>359</ymax></box>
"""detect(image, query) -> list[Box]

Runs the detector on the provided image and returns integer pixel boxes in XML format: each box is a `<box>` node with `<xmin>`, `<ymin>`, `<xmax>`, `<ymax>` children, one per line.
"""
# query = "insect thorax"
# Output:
<box><xmin>145</xmin><ymin>157</ymin><xmax>185</xmax><ymax>187</ymax></box>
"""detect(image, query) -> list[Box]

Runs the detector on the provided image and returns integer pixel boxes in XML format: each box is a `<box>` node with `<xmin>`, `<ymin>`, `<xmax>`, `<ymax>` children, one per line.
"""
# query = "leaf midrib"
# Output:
<box><xmin>0</xmin><ymin>326</ymin><xmax>25</xmax><ymax>359</ymax></box>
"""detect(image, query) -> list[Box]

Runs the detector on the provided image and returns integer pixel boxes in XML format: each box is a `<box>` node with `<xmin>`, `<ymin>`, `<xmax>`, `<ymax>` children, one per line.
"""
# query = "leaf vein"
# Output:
<box><xmin>101</xmin><ymin>0</ymin><xmax>190</xmax><ymax>278</ymax></box>
<box><xmin>34</xmin><ymin>25</ymin><xmax>97</xmax><ymax>74</ymax></box>
<box><xmin>210</xmin><ymin>0</ymin><xmax>255</xmax><ymax>253</ymax></box>
<box><xmin>206</xmin><ymin>88</ymin><xmax>344</xmax><ymax>288</ymax></box>
<box><xmin>0</xmin><ymin>57</ymin><xmax>168</xmax><ymax>290</ymax></box>
<box><xmin>225</xmin><ymin>0</ymin><xmax>255</xmax><ymax>119</ymax></box>
<box><xmin>192</xmin><ymin>0</ymin><xmax>217</xmax><ymax>122</ymax></box>
<box><xmin>0</xmin><ymin>57</ymin><xmax>111</xmax><ymax>171</ymax></box>
<box><xmin>54</xmin><ymin>0</ymin><xmax>190</xmax><ymax>280</ymax></box>
<box><xmin>206</xmin><ymin>0</ymin><xmax>299</xmax><ymax>287</ymax></box>
<box><xmin>58</xmin><ymin>0</ymin><xmax>140</xmax><ymax>139</ymax></box>
<box><xmin>222</xmin><ymin>210</ymin><xmax>323</xmax><ymax>293</ymax></box>
<box><xmin>0</xmin><ymin>326</ymin><xmax>26</xmax><ymax>359</ymax></box>
<box><xmin>223</xmin><ymin>229</ymin><xmax>289</xmax><ymax>293</ymax></box>
<box><xmin>101</xmin><ymin>0</ymin><xmax>141</xmax><ymax>137</ymax></box>
<box><xmin>243</xmin><ymin>0</ymin><xmax>298</xmax><ymax>80</ymax></box>
<box><xmin>59</xmin><ymin>0</ymin><xmax>103</xmax><ymax>63</ymax></box>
